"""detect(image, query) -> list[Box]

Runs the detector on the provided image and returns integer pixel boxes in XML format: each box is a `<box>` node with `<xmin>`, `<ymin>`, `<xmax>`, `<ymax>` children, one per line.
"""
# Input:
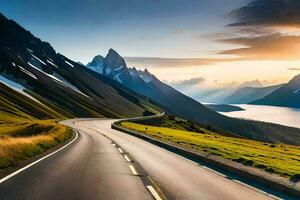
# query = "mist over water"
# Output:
<box><xmin>221</xmin><ymin>104</ymin><xmax>300</xmax><ymax>128</ymax></box>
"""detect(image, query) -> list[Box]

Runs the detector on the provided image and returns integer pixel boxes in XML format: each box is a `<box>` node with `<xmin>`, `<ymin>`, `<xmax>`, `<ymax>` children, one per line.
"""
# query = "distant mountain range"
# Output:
<box><xmin>192</xmin><ymin>80</ymin><xmax>264</xmax><ymax>104</ymax></box>
<box><xmin>251</xmin><ymin>74</ymin><xmax>300</xmax><ymax>108</ymax></box>
<box><xmin>193</xmin><ymin>78</ymin><xmax>300</xmax><ymax>108</ymax></box>
<box><xmin>222</xmin><ymin>84</ymin><xmax>283</xmax><ymax>104</ymax></box>
<box><xmin>1</xmin><ymin>12</ymin><xmax>300</xmax><ymax>145</ymax></box>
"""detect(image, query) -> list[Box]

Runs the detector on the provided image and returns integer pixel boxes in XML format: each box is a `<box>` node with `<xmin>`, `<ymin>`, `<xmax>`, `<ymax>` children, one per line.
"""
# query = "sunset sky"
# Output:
<box><xmin>1</xmin><ymin>0</ymin><xmax>300</xmax><ymax>88</ymax></box>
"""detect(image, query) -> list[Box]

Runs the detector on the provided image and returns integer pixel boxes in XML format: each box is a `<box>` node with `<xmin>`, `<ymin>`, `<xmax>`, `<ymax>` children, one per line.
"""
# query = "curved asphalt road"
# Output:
<box><xmin>79</xmin><ymin>119</ymin><xmax>278</xmax><ymax>200</ymax></box>
<box><xmin>0</xmin><ymin>118</ymin><xmax>282</xmax><ymax>200</ymax></box>
<box><xmin>0</xmin><ymin>119</ymin><xmax>152</xmax><ymax>200</ymax></box>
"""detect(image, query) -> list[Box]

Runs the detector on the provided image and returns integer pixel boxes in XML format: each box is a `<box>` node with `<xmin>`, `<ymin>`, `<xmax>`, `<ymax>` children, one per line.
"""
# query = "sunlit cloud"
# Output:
<box><xmin>125</xmin><ymin>56</ymin><xmax>243</xmax><ymax>68</ymax></box>
<box><xmin>287</xmin><ymin>67</ymin><xmax>300</xmax><ymax>71</ymax></box>
<box><xmin>216</xmin><ymin>0</ymin><xmax>300</xmax><ymax>61</ymax></box>
<box><xmin>218</xmin><ymin>34</ymin><xmax>300</xmax><ymax>60</ymax></box>
<box><xmin>168</xmin><ymin>77</ymin><xmax>206</xmax><ymax>86</ymax></box>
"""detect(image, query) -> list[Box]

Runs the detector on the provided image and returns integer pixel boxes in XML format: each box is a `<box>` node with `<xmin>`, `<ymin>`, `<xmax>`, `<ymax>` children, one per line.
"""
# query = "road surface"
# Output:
<box><xmin>0</xmin><ymin>118</ymin><xmax>284</xmax><ymax>200</ymax></box>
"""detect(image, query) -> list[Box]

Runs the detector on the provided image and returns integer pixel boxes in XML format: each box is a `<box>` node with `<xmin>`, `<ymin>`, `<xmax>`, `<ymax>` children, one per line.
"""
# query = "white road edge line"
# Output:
<box><xmin>201</xmin><ymin>166</ymin><xmax>227</xmax><ymax>178</ymax></box>
<box><xmin>169</xmin><ymin>150</ymin><xmax>281</xmax><ymax>199</ymax></box>
<box><xmin>129</xmin><ymin>165</ymin><xmax>138</xmax><ymax>175</ymax></box>
<box><xmin>146</xmin><ymin>185</ymin><xmax>163</xmax><ymax>200</ymax></box>
<box><xmin>232</xmin><ymin>180</ymin><xmax>283</xmax><ymax>200</ymax></box>
<box><xmin>124</xmin><ymin>155</ymin><xmax>131</xmax><ymax>162</ymax></box>
<box><xmin>0</xmin><ymin>129</ymin><xmax>79</xmax><ymax>184</ymax></box>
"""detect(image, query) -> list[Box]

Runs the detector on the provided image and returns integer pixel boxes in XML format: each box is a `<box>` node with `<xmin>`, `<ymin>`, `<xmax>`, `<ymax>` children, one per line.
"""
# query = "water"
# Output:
<box><xmin>220</xmin><ymin>104</ymin><xmax>300</xmax><ymax>128</ymax></box>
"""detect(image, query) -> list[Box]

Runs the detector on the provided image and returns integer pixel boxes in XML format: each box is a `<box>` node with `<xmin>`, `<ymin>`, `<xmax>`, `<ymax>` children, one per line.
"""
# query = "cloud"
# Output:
<box><xmin>217</xmin><ymin>0</ymin><xmax>300</xmax><ymax>61</ymax></box>
<box><xmin>170</xmin><ymin>77</ymin><xmax>206</xmax><ymax>86</ymax></box>
<box><xmin>287</xmin><ymin>67</ymin><xmax>300</xmax><ymax>71</ymax></box>
<box><xmin>125</xmin><ymin>57</ymin><xmax>241</xmax><ymax>68</ymax></box>
<box><xmin>228</xmin><ymin>0</ymin><xmax>300</xmax><ymax>28</ymax></box>
<box><xmin>171</xmin><ymin>28</ymin><xmax>185</xmax><ymax>35</ymax></box>
<box><xmin>136</xmin><ymin>35</ymin><xmax>163</xmax><ymax>40</ymax></box>
<box><xmin>218</xmin><ymin>34</ymin><xmax>300</xmax><ymax>60</ymax></box>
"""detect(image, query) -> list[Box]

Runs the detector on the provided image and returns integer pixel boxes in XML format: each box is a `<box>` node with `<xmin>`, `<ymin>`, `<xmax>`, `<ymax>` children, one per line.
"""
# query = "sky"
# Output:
<box><xmin>1</xmin><ymin>0</ymin><xmax>300</xmax><ymax>89</ymax></box>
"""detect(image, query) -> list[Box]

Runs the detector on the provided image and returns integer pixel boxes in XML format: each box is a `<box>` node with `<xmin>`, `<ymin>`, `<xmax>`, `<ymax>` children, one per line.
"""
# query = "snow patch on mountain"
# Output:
<box><xmin>0</xmin><ymin>75</ymin><xmax>42</xmax><ymax>104</ymax></box>
<box><xmin>47</xmin><ymin>59</ymin><xmax>58</xmax><ymax>68</ymax></box>
<box><xmin>114</xmin><ymin>65</ymin><xmax>124</xmax><ymax>71</ymax></box>
<box><xmin>27</xmin><ymin>62</ymin><xmax>60</xmax><ymax>81</ymax></box>
<box><xmin>27</xmin><ymin>60</ymin><xmax>90</xmax><ymax>97</ymax></box>
<box><xmin>0</xmin><ymin>75</ymin><xmax>25</xmax><ymax>90</ymax></box>
<box><xmin>138</xmin><ymin>69</ymin><xmax>153</xmax><ymax>83</ymax></box>
<box><xmin>65</xmin><ymin>60</ymin><xmax>74</xmax><ymax>68</ymax></box>
<box><xmin>30</xmin><ymin>53</ymin><xmax>46</xmax><ymax>66</ymax></box>
<box><xmin>18</xmin><ymin>66</ymin><xmax>37</xmax><ymax>79</ymax></box>
<box><xmin>26</xmin><ymin>48</ymin><xmax>33</xmax><ymax>53</ymax></box>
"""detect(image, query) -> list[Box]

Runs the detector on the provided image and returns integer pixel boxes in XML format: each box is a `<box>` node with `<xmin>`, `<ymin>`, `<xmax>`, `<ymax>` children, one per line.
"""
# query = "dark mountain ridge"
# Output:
<box><xmin>222</xmin><ymin>84</ymin><xmax>283</xmax><ymax>104</ymax></box>
<box><xmin>251</xmin><ymin>74</ymin><xmax>300</xmax><ymax>108</ymax></box>
<box><xmin>0</xmin><ymin>13</ymin><xmax>160</xmax><ymax>118</ymax></box>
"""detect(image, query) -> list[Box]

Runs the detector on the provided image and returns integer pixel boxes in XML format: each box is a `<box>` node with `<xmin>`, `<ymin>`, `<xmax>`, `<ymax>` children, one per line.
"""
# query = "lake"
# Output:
<box><xmin>220</xmin><ymin>104</ymin><xmax>300</xmax><ymax>128</ymax></box>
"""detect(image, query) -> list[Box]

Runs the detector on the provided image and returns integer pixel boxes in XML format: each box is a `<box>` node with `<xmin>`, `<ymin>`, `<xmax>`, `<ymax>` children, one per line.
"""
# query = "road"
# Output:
<box><xmin>0</xmin><ymin>118</ymin><xmax>283</xmax><ymax>200</ymax></box>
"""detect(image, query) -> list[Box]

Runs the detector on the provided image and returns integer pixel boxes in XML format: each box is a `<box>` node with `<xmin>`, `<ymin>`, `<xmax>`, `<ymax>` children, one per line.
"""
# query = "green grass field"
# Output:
<box><xmin>121</xmin><ymin>122</ymin><xmax>300</xmax><ymax>178</ymax></box>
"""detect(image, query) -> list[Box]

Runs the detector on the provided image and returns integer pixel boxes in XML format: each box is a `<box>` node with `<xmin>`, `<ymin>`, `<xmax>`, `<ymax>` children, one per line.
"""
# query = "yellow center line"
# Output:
<box><xmin>118</xmin><ymin>148</ymin><xmax>123</xmax><ymax>154</ymax></box>
<box><xmin>146</xmin><ymin>185</ymin><xmax>163</xmax><ymax>200</ymax></box>
<box><xmin>129</xmin><ymin>165</ymin><xmax>138</xmax><ymax>175</ymax></box>
<box><xmin>124</xmin><ymin>155</ymin><xmax>131</xmax><ymax>162</ymax></box>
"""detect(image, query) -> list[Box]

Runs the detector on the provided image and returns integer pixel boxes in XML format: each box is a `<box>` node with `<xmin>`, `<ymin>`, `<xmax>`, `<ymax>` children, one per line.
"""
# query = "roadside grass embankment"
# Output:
<box><xmin>0</xmin><ymin>120</ymin><xmax>72</xmax><ymax>169</ymax></box>
<box><xmin>120</xmin><ymin>122</ymin><xmax>300</xmax><ymax>179</ymax></box>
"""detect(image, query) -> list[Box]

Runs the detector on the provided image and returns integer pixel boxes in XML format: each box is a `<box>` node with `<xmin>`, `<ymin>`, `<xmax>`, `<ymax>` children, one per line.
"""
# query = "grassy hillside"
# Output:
<box><xmin>0</xmin><ymin>82</ymin><xmax>72</xmax><ymax>169</ymax></box>
<box><xmin>121</xmin><ymin>122</ymin><xmax>300</xmax><ymax>178</ymax></box>
<box><xmin>0</xmin><ymin>120</ymin><xmax>72</xmax><ymax>169</ymax></box>
<box><xmin>133</xmin><ymin>115</ymin><xmax>243</xmax><ymax>138</ymax></box>
<box><xmin>0</xmin><ymin>82</ymin><xmax>68</xmax><ymax>121</ymax></box>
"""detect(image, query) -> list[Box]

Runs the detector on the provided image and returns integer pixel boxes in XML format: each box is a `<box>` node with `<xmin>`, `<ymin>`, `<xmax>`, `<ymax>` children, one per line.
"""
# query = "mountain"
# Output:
<box><xmin>87</xmin><ymin>52</ymin><xmax>300</xmax><ymax>145</ymax></box>
<box><xmin>251</xmin><ymin>74</ymin><xmax>300</xmax><ymax>108</ymax></box>
<box><xmin>192</xmin><ymin>80</ymin><xmax>263</xmax><ymax>104</ymax></box>
<box><xmin>0</xmin><ymin>13</ymin><xmax>160</xmax><ymax>119</ymax></box>
<box><xmin>222</xmin><ymin>84</ymin><xmax>283</xmax><ymax>104</ymax></box>
<box><xmin>238</xmin><ymin>79</ymin><xmax>263</xmax><ymax>88</ymax></box>
<box><xmin>1</xmin><ymin>12</ymin><xmax>300</xmax><ymax>145</ymax></box>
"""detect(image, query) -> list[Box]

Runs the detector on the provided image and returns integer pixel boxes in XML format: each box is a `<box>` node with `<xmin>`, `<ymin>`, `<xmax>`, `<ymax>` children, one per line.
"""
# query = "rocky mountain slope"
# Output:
<box><xmin>0</xmin><ymin>13</ymin><xmax>160</xmax><ymax>118</ymax></box>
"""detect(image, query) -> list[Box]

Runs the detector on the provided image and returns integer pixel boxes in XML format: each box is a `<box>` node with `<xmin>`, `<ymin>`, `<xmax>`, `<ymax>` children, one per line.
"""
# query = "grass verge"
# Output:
<box><xmin>121</xmin><ymin>122</ymin><xmax>300</xmax><ymax>178</ymax></box>
<box><xmin>0</xmin><ymin>120</ymin><xmax>72</xmax><ymax>169</ymax></box>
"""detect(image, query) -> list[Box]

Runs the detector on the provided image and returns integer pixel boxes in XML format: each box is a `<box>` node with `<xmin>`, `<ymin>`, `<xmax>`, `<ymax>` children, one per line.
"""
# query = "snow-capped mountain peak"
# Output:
<box><xmin>104</xmin><ymin>48</ymin><xmax>127</xmax><ymax>70</ymax></box>
<box><xmin>138</xmin><ymin>68</ymin><xmax>154</xmax><ymax>83</ymax></box>
<box><xmin>86</xmin><ymin>49</ymin><xmax>155</xmax><ymax>85</ymax></box>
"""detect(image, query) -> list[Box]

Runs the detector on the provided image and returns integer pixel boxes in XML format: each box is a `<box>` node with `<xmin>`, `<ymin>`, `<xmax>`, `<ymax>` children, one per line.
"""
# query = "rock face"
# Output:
<box><xmin>251</xmin><ymin>74</ymin><xmax>300</xmax><ymax>108</ymax></box>
<box><xmin>104</xmin><ymin>49</ymin><xmax>127</xmax><ymax>71</ymax></box>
